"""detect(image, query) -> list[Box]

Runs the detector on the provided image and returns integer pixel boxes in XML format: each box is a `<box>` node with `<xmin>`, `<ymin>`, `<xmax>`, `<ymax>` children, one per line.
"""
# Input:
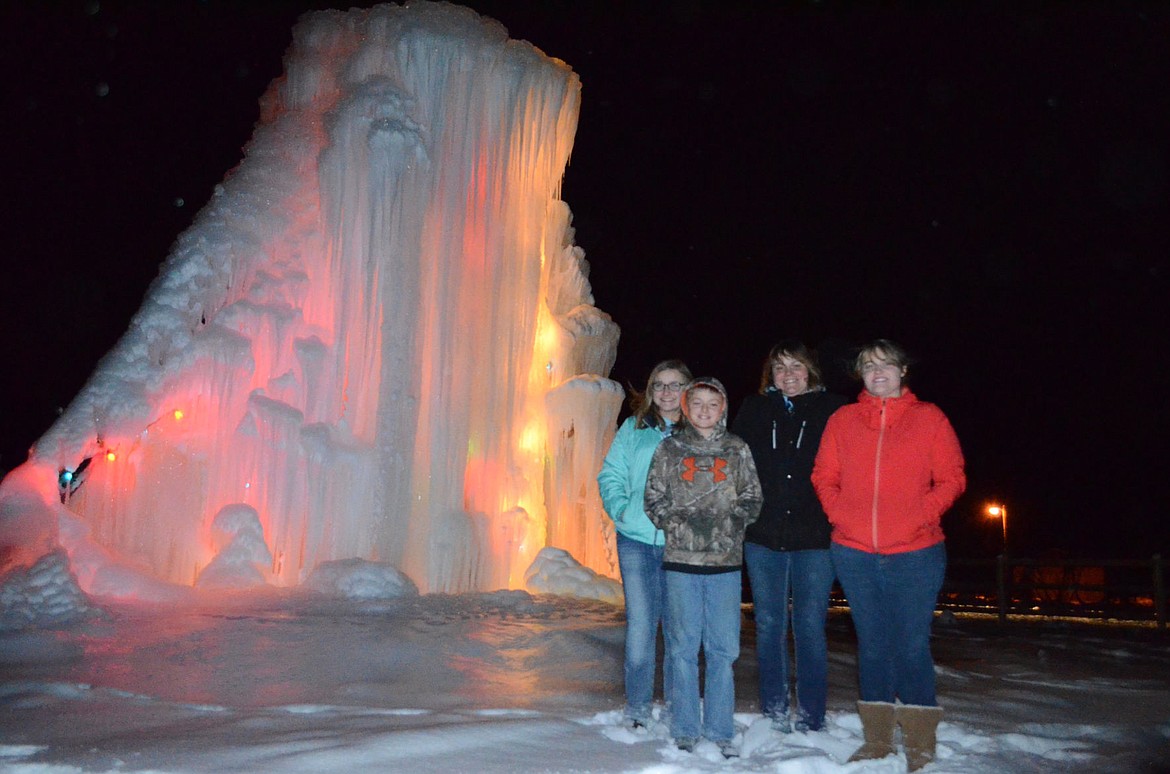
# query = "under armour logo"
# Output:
<box><xmin>681</xmin><ymin>456</ymin><xmax>728</xmax><ymax>483</ymax></box>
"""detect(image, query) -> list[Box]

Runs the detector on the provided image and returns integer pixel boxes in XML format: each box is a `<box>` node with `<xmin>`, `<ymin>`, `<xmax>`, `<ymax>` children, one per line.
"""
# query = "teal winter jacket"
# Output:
<box><xmin>598</xmin><ymin>416</ymin><xmax>672</xmax><ymax>546</ymax></box>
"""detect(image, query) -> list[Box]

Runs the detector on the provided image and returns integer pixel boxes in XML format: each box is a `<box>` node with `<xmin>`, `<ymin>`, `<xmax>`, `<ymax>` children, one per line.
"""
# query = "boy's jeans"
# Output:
<box><xmin>830</xmin><ymin>541</ymin><xmax>946</xmax><ymax>706</ymax></box>
<box><xmin>616</xmin><ymin>533</ymin><xmax>669</xmax><ymax>722</ymax></box>
<box><xmin>744</xmin><ymin>543</ymin><xmax>834</xmax><ymax>728</ymax></box>
<box><xmin>665</xmin><ymin>569</ymin><xmax>742</xmax><ymax>742</ymax></box>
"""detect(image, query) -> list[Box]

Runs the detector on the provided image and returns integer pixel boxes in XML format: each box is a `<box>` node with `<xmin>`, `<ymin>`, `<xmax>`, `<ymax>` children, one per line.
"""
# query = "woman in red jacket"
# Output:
<box><xmin>812</xmin><ymin>339</ymin><xmax>965</xmax><ymax>772</ymax></box>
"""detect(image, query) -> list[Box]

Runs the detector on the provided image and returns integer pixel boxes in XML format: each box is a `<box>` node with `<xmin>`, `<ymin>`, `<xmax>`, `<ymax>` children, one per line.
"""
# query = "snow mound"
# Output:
<box><xmin>0</xmin><ymin>464</ymin><xmax>59</xmax><ymax>571</ymax></box>
<box><xmin>88</xmin><ymin>562</ymin><xmax>193</xmax><ymax>603</ymax></box>
<box><xmin>194</xmin><ymin>504</ymin><xmax>273</xmax><ymax>590</ymax></box>
<box><xmin>524</xmin><ymin>546</ymin><xmax>622</xmax><ymax>603</ymax></box>
<box><xmin>0</xmin><ymin>549</ymin><xmax>97</xmax><ymax>631</ymax></box>
<box><xmin>54</xmin><ymin>511</ymin><xmax>191</xmax><ymax>603</ymax></box>
<box><xmin>304</xmin><ymin>558</ymin><xmax>419</xmax><ymax>600</ymax></box>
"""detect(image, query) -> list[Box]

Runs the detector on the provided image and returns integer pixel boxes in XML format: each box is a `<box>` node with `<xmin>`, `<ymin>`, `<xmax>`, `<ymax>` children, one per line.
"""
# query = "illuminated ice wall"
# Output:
<box><xmin>2</xmin><ymin>3</ymin><xmax>623</xmax><ymax>594</ymax></box>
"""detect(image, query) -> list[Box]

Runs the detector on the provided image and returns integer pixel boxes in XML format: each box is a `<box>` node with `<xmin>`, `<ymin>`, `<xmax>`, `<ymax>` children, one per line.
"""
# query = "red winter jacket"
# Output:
<box><xmin>812</xmin><ymin>388</ymin><xmax>965</xmax><ymax>554</ymax></box>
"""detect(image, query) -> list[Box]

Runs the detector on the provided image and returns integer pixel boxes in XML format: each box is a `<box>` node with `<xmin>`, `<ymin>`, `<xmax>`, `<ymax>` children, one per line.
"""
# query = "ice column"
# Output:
<box><xmin>6</xmin><ymin>3</ymin><xmax>622</xmax><ymax>594</ymax></box>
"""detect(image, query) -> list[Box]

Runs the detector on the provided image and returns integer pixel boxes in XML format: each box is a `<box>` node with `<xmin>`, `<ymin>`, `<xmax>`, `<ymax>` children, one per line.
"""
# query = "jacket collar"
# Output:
<box><xmin>858</xmin><ymin>387</ymin><xmax>917</xmax><ymax>426</ymax></box>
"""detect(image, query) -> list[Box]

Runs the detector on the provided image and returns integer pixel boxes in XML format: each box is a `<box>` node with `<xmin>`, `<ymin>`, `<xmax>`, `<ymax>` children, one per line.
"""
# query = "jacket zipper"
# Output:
<box><xmin>871</xmin><ymin>400</ymin><xmax>886</xmax><ymax>549</ymax></box>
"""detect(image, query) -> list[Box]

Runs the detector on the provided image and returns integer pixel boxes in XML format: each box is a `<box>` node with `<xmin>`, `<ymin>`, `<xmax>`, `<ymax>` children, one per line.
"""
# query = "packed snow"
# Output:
<box><xmin>1</xmin><ymin>555</ymin><xmax>1167</xmax><ymax>773</ymax></box>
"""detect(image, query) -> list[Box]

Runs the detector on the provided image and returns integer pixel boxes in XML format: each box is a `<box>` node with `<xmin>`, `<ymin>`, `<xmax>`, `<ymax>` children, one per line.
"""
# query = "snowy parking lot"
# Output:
<box><xmin>2</xmin><ymin>590</ymin><xmax>1168</xmax><ymax>772</ymax></box>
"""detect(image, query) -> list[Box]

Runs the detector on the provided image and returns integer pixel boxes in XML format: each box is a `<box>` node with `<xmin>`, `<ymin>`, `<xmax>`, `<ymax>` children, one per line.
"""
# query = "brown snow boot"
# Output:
<box><xmin>848</xmin><ymin>700</ymin><xmax>897</xmax><ymax>762</ymax></box>
<box><xmin>897</xmin><ymin>704</ymin><xmax>943</xmax><ymax>772</ymax></box>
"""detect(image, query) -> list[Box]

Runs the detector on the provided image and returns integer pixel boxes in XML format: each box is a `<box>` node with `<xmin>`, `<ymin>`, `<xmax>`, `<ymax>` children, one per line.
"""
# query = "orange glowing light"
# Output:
<box><xmin>173</xmin><ymin>409</ymin><xmax>185</xmax><ymax>421</ymax></box>
<box><xmin>105</xmin><ymin>451</ymin><xmax>117</xmax><ymax>462</ymax></box>
<box><xmin>537</xmin><ymin>322</ymin><xmax>558</xmax><ymax>354</ymax></box>
<box><xmin>518</xmin><ymin>422</ymin><xmax>543</xmax><ymax>457</ymax></box>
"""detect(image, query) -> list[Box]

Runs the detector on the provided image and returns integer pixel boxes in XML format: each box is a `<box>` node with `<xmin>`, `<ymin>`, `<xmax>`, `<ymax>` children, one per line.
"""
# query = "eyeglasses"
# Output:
<box><xmin>651</xmin><ymin>381</ymin><xmax>684</xmax><ymax>394</ymax></box>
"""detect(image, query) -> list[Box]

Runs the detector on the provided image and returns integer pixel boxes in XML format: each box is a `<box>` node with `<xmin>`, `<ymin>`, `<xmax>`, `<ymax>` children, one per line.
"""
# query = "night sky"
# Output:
<box><xmin>2</xmin><ymin>1</ymin><xmax>1168</xmax><ymax>559</ymax></box>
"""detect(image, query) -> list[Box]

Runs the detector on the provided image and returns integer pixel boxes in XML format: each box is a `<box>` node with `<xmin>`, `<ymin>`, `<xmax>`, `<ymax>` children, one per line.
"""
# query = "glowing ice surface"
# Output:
<box><xmin>0</xmin><ymin>2</ymin><xmax>622</xmax><ymax>595</ymax></box>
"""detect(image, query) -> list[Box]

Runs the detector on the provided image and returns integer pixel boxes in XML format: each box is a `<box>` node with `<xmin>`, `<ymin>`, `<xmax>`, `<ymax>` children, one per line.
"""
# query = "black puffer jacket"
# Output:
<box><xmin>731</xmin><ymin>388</ymin><xmax>847</xmax><ymax>551</ymax></box>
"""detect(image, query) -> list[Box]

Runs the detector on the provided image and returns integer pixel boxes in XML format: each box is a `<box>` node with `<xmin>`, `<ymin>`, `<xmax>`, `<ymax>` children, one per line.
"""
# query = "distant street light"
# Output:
<box><xmin>986</xmin><ymin>503</ymin><xmax>1008</xmax><ymax>552</ymax></box>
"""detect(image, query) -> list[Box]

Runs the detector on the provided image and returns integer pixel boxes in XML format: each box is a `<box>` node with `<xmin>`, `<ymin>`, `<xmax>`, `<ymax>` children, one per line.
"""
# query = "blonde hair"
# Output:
<box><xmin>630</xmin><ymin>359</ymin><xmax>692</xmax><ymax>429</ymax></box>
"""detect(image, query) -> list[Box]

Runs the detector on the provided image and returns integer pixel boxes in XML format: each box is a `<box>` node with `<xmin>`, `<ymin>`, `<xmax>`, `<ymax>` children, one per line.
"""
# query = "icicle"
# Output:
<box><xmin>1</xmin><ymin>2</ymin><xmax>621</xmax><ymax>595</ymax></box>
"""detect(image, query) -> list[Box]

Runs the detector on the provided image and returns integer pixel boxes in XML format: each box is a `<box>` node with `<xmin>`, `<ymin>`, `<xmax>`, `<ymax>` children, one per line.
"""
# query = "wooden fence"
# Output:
<box><xmin>937</xmin><ymin>554</ymin><xmax>1166</xmax><ymax>627</ymax></box>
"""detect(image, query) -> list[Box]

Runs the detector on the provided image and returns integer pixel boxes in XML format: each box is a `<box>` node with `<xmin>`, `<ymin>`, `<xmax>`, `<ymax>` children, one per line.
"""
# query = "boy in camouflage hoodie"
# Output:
<box><xmin>644</xmin><ymin>377</ymin><xmax>763</xmax><ymax>756</ymax></box>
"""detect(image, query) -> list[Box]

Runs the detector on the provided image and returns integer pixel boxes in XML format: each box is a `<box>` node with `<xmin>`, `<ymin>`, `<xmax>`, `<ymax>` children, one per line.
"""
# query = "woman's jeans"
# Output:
<box><xmin>664</xmin><ymin>569</ymin><xmax>742</xmax><ymax>742</ymax></box>
<box><xmin>831</xmin><ymin>541</ymin><xmax>947</xmax><ymax>706</ymax></box>
<box><xmin>744</xmin><ymin>543</ymin><xmax>834</xmax><ymax>729</ymax></box>
<box><xmin>616</xmin><ymin>533</ymin><xmax>669</xmax><ymax>722</ymax></box>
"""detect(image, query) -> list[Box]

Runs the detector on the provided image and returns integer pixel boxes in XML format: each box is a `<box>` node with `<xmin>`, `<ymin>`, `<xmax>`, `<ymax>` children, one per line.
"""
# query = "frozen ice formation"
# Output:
<box><xmin>0</xmin><ymin>2</ymin><xmax>622</xmax><ymax>600</ymax></box>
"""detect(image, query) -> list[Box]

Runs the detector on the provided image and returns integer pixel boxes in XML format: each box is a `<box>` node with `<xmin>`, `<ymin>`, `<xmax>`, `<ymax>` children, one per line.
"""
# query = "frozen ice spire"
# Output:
<box><xmin>6</xmin><ymin>2</ymin><xmax>622</xmax><ymax>594</ymax></box>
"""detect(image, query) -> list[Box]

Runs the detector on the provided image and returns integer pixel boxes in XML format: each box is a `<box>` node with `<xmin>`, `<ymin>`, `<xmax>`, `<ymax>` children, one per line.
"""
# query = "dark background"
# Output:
<box><xmin>2</xmin><ymin>1</ymin><xmax>1167</xmax><ymax>559</ymax></box>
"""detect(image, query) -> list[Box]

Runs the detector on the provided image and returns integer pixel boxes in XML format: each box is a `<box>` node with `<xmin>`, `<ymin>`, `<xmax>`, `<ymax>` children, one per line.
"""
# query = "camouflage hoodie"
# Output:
<box><xmin>644</xmin><ymin>377</ymin><xmax>763</xmax><ymax>570</ymax></box>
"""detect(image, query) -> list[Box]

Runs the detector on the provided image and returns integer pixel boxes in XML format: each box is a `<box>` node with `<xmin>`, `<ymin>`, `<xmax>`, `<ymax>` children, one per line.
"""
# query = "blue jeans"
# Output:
<box><xmin>616</xmin><ymin>533</ymin><xmax>669</xmax><ymax>722</ymax></box>
<box><xmin>665</xmin><ymin>569</ymin><xmax>742</xmax><ymax>742</ymax></box>
<box><xmin>744</xmin><ymin>543</ymin><xmax>834</xmax><ymax>729</ymax></box>
<box><xmin>831</xmin><ymin>542</ymin><xmax>946</xmax><ymax>706</ymax></box>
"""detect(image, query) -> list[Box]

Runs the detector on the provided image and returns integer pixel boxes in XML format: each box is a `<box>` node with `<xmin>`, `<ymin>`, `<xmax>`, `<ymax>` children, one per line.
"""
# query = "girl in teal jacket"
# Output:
<box><xmin>598</xmin><ymin>359</ymin><xmax>691</xmax><ymax>728</ymax></box>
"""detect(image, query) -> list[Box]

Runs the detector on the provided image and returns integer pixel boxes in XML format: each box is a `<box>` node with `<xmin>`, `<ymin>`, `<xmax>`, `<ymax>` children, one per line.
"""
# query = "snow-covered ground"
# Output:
<box><xmin>2</xmin><ymin>587</ymin><xmax>1167</xmax><ymax>773</ymax></box>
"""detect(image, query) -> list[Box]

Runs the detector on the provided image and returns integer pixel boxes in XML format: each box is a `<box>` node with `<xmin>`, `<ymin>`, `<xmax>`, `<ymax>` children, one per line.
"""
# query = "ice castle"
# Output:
<box><xmin>0</xmin><ymin>2</ymin><xmax>622</xmax><ymax>602</ymax></box>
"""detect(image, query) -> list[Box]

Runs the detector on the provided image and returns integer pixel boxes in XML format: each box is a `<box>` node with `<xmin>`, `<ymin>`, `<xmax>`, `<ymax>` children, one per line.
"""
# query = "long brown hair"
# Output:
<box><xmin>631</xmin><ymin>359</ymin><xmax>693</xmax><ymax>429</ymax></box>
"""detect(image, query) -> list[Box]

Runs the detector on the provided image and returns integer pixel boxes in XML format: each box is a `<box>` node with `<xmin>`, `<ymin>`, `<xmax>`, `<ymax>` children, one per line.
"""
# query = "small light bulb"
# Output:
<box><xmin>173</xmin><ymin>410</ymin><xmax>185</xmax><ymax>421</ymax></box>
<box><xmin>106</xmin><ymin>451</ymin><xmax>117</xmax><ymax>462</ymax></box>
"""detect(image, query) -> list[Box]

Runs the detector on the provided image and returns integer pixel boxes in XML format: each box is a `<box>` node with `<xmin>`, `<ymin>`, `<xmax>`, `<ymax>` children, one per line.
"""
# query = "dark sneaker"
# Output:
<box><xmin>676</xmin><ymin>737</ymin><xmax>697</xmax><ymax>752</ymax></box>
<box><xmin>794</xmin><ymin>716</ymin><xmax>822</xmax><ymax>733</ymax></box>
<box><xmin>770</xmin><ymin>714</ymin><xmax>792</xmax><ymax>733</ymax></box>
<box><xmin>718</xmin><ymin>740</ymin><xmax>739</xmax><ymax>759</ymax></box>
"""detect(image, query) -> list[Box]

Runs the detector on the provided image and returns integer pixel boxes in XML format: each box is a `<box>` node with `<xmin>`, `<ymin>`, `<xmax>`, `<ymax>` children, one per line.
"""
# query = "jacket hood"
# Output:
<box><xmin>682</xmin><ymin>376</ymin><xmax>730</xmax><ymax>428</ymax></box>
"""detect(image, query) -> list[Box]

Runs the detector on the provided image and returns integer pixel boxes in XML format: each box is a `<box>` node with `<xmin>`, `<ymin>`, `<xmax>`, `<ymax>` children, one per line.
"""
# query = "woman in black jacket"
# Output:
<box><xmin>731</xmin><ymin>340</ymin><xmax>846</xmax><ymax>733</ymax></box>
